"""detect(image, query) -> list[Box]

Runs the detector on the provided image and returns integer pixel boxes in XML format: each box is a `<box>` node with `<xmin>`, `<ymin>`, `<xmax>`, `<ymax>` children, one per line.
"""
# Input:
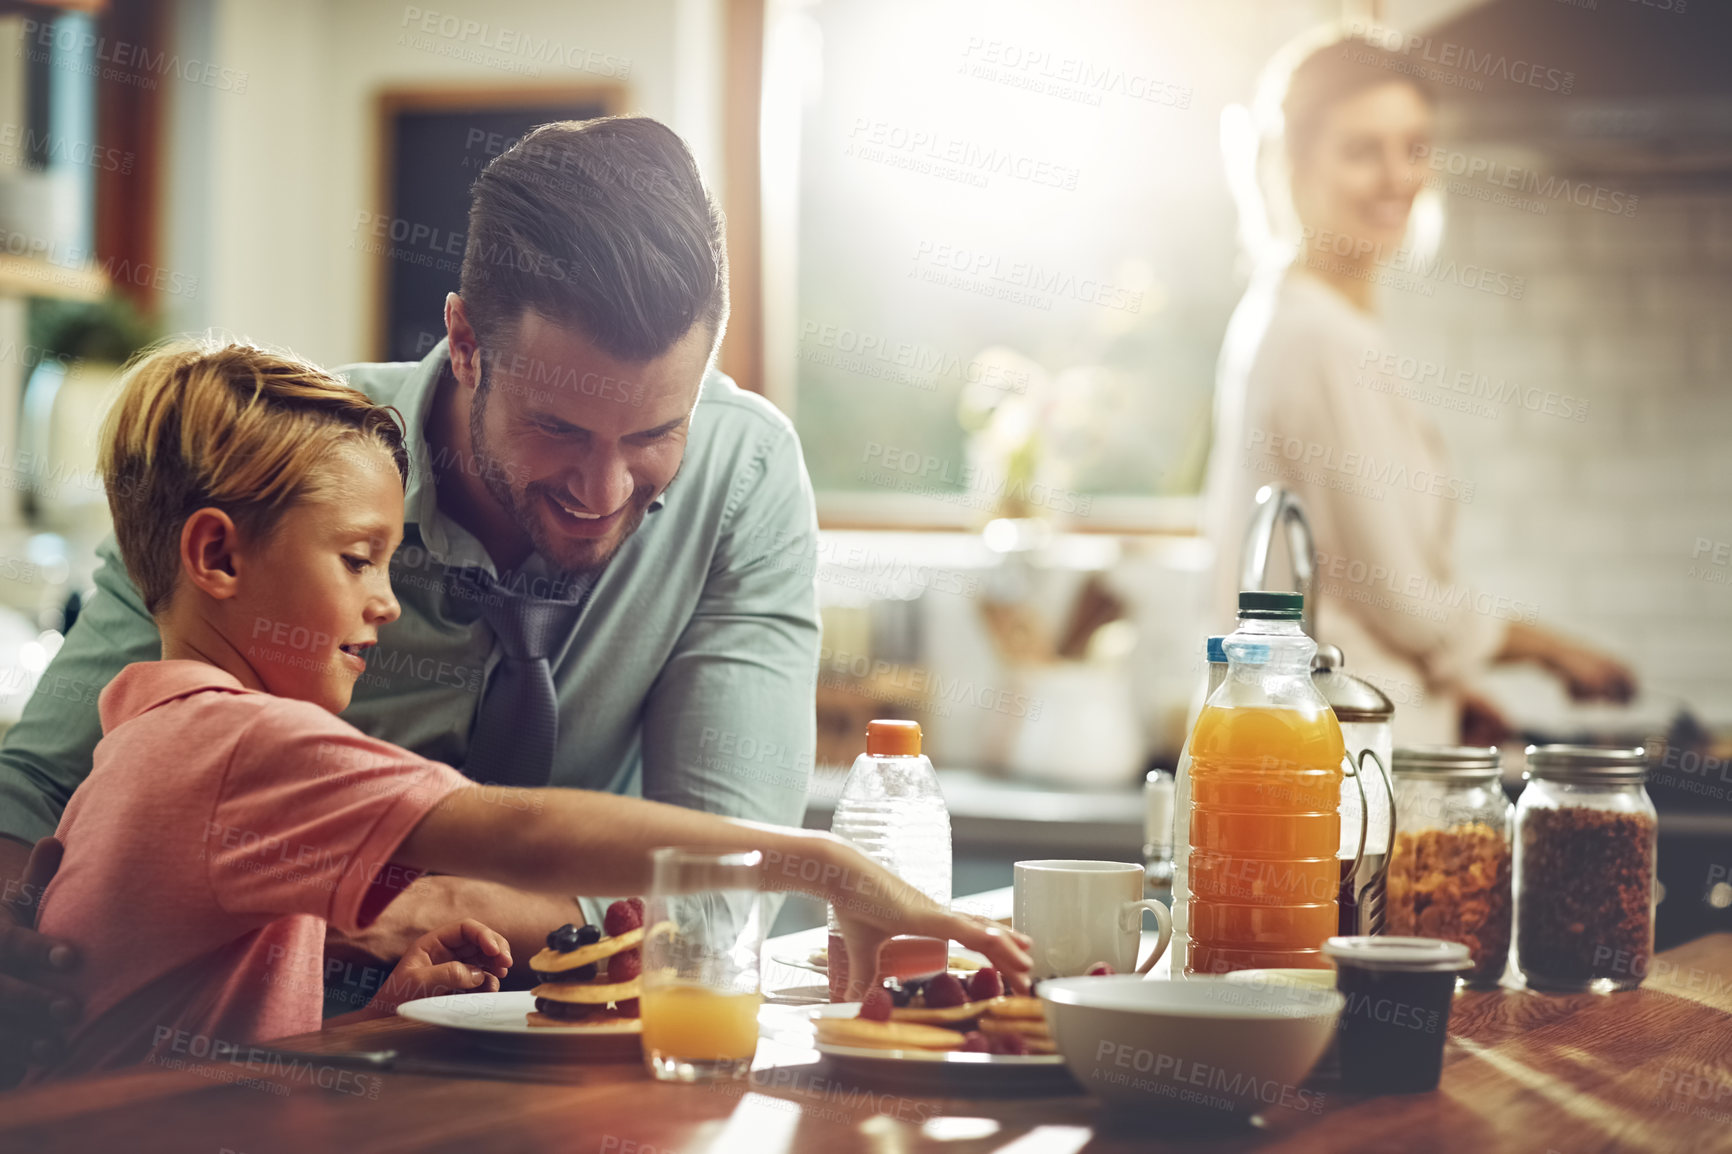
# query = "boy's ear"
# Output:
<box><xmin>179</xmin><ymin>508</ymin><xmax>244</xmax><ymax>600</ymax></box>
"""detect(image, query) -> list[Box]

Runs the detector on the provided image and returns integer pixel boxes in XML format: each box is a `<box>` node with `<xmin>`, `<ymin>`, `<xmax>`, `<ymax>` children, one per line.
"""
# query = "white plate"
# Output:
<box><xmin>803</xmin><ymin>1002</ymin><xmax>1072</xmax><ymax>1090</ymax></box>
<box><xmin>396</xmin><ymin>990</ymin><xmax>642</xmax><ymax>1056</ymax></box>
<box><xmin>771</xmin><ymin>948</ymin><xmax>991</xmax><ymax>976</ymax></box>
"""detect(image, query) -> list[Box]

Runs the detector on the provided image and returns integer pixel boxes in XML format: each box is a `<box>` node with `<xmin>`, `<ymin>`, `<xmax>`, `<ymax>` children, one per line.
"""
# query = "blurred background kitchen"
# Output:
<box><xmin>0</xmin><ymin>0</ymin><xmax>1726</xmax><ymax>943</ymax></box>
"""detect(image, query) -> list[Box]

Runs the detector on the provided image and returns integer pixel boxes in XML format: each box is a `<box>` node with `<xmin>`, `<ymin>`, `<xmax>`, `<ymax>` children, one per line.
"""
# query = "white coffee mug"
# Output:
<box><xmin>1013</xmin><ymin>859</ymin><xmax>1172</xmax><ymax>979</ymax></box>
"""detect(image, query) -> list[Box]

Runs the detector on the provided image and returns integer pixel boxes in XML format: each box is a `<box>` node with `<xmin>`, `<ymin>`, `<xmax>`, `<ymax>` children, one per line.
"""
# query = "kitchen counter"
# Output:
<box><xmin>8</xmin><ymin>897</ymin><xmax>1731</xmax><ymax>1153</ymax></box>
<box><xmin>804</xmin><ymin>767</ymin><xmax>1146</xmax><ymax>857</ymax></box>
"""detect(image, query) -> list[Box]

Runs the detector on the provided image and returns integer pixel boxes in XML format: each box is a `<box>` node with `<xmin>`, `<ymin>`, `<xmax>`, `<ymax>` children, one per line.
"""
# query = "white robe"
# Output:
<box><xmin>1204</xmin><ymin>269</ymin><xmax>1507</xmax><ymax>745</ymax></box>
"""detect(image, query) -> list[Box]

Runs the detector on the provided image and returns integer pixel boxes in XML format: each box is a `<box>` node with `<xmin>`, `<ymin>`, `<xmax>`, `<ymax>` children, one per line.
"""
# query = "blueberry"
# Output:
<box><xmin>887</xmin><ymin>981</ymin><xmax>912</xmax><ymax>1008</ymax></box>
<box><xmin>544</xmin><ymin>963</ymin><xmax>598</xmax><ymax>982</ymax></box>
<box><xmin>576</xmin><ymin>924</ymin><xmax>602</xmax><ymax>946</ymax></box>
<box><xmin>547</xmin><ymin>923</ymin><xmax>583</xmax><ymax>952</ymax></box>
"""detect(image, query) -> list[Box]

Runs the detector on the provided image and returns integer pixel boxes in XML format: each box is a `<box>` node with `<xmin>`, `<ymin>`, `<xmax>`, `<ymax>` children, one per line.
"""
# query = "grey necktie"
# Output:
<box><xmin>458</xmin><ymin>566</ymin><xmax>594</xmax><ymax>788</ymax></box>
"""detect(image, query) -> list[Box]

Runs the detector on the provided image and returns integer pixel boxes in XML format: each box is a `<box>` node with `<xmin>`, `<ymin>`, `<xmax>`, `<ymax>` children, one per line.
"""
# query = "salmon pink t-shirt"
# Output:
<box><xmin>35</xmin><ymin>660</ymin><xmax>470</xmax><ymax>1078</ymax></box>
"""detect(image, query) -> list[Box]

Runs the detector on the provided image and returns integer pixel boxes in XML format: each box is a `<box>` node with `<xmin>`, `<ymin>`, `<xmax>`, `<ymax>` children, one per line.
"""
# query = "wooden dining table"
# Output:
<box><xmin>5</xmin><ymin>889</ymin><xmax>1732</xmax><ymax>1154</ymax></box>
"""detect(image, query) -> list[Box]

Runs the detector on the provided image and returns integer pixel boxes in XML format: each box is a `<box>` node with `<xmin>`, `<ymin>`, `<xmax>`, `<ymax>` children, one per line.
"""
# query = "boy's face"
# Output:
<box><xmin>231</xmin><ymin>445</ymin><xmax>405</xmax><ymax>713</ymax></box>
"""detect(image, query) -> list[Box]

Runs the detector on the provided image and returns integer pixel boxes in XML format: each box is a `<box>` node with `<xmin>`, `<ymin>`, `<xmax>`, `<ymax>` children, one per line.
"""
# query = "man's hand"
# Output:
<box><xmin>333</xmin><ymin>873</ymin><xmax>576</xmax><ymax>984</ymax></box>
<box><xmin>368</xmin><ymin>919</ymin><xmax>512</xmax><ymax>1013</ymax></box>
<box><xmin>0</xmin><ymin>837</ymin><xmax>80</xmax><ymax>1081</ymax></box>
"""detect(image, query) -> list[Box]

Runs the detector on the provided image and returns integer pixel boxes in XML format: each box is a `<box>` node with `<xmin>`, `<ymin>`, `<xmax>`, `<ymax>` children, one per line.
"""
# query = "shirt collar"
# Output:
<box><xmin>98</xmin><ymin>661</ymin><xmax>255</xmax><ymax>734</ymax></box>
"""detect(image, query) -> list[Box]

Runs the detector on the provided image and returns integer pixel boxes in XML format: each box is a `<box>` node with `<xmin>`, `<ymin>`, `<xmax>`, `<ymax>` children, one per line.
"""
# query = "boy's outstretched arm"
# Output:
<box><xmin>394</xmin><ymin>788</ymin><xmax>1032</xmax><ymax>997</ymax></box>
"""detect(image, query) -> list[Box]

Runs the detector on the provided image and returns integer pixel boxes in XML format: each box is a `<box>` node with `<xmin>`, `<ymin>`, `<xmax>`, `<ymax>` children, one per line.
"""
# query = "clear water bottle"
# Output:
<box><xmin>827</xmin><ymin>719</ymin><xmax>953</xmax><ymax>1001</ymax></box>
<box><xmin>1170</xmin><ymin>635</ymin><xmax>1228</xmax><ymax>974</ymax></box>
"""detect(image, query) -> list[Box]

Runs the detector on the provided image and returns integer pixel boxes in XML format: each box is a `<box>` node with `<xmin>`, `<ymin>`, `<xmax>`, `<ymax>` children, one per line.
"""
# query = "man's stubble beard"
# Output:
<box><xmin>469</xmin><ymin>378</ymin><xmax>666</xmax><ymax>580</ymax></box>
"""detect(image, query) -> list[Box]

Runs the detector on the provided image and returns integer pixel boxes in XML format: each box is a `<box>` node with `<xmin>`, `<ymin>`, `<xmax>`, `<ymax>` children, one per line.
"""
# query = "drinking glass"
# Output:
<box><xmin>641</xmin><ymin>847</ymin><xmax>766</xmax><ymax>1082</ymax></box>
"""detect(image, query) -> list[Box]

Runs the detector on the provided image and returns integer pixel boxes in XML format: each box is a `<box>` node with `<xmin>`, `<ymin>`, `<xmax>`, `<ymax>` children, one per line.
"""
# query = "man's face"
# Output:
<box><xmin>467</xmin><ymin>312</ymin><xmax>710</xmax><ymax>576</ymax></box>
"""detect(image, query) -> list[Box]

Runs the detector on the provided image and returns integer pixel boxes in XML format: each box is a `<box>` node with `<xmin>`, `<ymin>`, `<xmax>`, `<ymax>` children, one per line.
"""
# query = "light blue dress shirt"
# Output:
<box><xmin>0</xmin><ymin>343</ymin><xmax>822</xmax><ymax>871</ymax></box>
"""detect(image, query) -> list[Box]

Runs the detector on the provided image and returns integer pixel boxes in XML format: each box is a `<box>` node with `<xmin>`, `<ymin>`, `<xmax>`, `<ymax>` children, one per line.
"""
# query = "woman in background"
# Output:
<box><xmin>1205</xmin><ymin>30</ymin><xmax>1634</xmax><ymax>744</ymax></box>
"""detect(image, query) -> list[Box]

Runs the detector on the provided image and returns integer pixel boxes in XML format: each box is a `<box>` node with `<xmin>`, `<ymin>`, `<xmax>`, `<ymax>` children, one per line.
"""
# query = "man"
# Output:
<box><xmin>0</xmin><ymin>116</ymin><xmax>820</xmax><ymax>1072</ymax></box>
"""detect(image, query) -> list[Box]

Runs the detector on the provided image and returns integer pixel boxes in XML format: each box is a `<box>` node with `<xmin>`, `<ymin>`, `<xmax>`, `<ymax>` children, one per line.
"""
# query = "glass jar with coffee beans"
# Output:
<box><xmin>1387</xmin><ymin>746</ymin><xmax>1513</xmax><ymax>987</ymax></box>
<box><xmin>1514</xmin><ymin>746</ymin><xmax>1657</xmax><ymax>993</ymax></box>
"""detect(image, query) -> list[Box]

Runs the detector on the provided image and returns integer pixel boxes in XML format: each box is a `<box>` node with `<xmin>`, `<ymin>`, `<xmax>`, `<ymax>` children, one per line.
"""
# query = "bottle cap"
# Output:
<box><xmin>866</xmin><ymin>719</ymin><xmax>922</xmax><ymax>757</ymax></box>
<box><xmin>1238</xmin><ymin>591</ymin><xmax>1303</xmax><ymax>620</ymax></box>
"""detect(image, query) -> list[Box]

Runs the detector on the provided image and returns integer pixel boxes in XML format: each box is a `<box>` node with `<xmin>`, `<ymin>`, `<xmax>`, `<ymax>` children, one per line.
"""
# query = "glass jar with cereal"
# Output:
<box><xmin>1514</xmin><ymin>746</ymin><xmax>1657</xmax><ymax>993</ymax></box>
<box><xmin>1387</xmin><ymin>746</ymin><xmax>1513</xmax><ymax>987</ymax></box>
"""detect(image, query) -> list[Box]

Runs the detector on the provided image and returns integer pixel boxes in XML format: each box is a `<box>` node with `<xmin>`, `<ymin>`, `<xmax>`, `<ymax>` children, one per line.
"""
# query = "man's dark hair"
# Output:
<box><xmin>460</xmin><ymin>116</ymin><xmax>728</xmax><ymax>362</ymax></box>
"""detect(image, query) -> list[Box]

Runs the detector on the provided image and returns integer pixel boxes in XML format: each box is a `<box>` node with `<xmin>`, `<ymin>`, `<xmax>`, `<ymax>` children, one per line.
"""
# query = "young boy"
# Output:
<box><xmin>31</xmin><ymin>341</ymin><xmax>1028</xmax><ymax>1078</ymax></box>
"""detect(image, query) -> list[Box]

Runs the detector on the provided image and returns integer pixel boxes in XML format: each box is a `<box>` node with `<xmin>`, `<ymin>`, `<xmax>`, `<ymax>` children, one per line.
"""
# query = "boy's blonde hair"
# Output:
<box><xmin>98</xmin><ymin>340</ymin><xmax>409</xmax><ymax>614</ymax></box>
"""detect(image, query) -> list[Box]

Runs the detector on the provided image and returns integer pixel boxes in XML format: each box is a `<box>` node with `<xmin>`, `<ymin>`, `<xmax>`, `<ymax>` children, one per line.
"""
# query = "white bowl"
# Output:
<box><xmin>1038</xmin><ymin>976</ymin><xmax>1342</xmax><ymax>1118</ymax></box>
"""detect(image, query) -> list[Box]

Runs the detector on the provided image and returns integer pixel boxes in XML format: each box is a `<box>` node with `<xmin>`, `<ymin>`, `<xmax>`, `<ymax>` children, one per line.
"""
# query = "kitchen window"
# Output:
<box><xmin>758</xmin><ymin>0</ymin><xmax>1326</xmax><ymax>531</ymax></box>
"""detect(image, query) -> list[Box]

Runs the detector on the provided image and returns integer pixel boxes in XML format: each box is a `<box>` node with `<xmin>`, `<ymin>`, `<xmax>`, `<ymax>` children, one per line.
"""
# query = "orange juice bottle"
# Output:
<box><xmin>1180</xmin><ymin>592</ymin><xmax>1344</xmax><ymax>975</ymax></box>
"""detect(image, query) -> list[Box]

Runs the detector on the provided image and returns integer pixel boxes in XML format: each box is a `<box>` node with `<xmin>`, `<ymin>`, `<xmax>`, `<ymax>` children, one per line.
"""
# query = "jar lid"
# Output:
<box><xmin>1522</xmin><ymin>744</ymin><xmax>1647</xmax><ymax>783</ymax></box>
<box><xmin>1323</xmin><ymin>936</ymin><xmax>1472</xmax><ymax>974</ymax></box>
<box><xmin>1393</xmin><ymin>745</ymin><xmax>1501</xmax><ymax>778</ymax></box>
<box><xmin>1310</xmin><ymin>644</ymin><xmax>1394</xmax><ymax>722</ymax></box>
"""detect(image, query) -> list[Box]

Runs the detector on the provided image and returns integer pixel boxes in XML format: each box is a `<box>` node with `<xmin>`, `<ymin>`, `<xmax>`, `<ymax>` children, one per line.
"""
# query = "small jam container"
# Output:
<box><xmin>1323</xmin><ymin>936</ymin><xmax>1470</xmax><ymax>1094</ymax></box>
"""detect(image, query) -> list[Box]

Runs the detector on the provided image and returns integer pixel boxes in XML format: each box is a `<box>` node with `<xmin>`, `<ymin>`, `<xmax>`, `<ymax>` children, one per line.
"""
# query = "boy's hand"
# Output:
<box><xmin>825</xmin><ymin>844</ymin><xmax>1033</xmax><ymax>1001</ymax></box>
<box><xmin>368</xmin><ymin>918</ymin><xmax>512</xmax><ymax>1013</ymax></box>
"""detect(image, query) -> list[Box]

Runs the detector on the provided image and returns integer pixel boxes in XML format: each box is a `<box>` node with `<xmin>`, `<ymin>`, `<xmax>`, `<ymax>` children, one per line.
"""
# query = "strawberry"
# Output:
<box><xmin>1085</xmin><ymin>961</ymin><xmax>1116</xmax><ymax>976</ymax></box>
<box><xmin>604</xmin><ymin>898</ymin><xmax>645</xmax><ymax>937</ymax></box>
<box><xmin>967</xmin><ymin>967</ymin><xmax>1003</xmax><ymax>1001</ymax></box>
<box><xmin>989</xmin><ymin>1032</ymin><xmax>1029</xmax><ymax>1056</ymax></box>
<box><xmin>608</xmin><ymin>947</ymin><xmax>642</xmax><ymax>982</ymax></box>
<box><xmin>858</xmin><ymin>986</ymin><xmax>893</xmax><ymax>1022</ymax></box>
<box><xmin>960</xmin><ymin>1031</ymin><xmax>991</xmax><ymax>1052</ymax></box>
<box><xmin>923</xmin><ymin>972</ymin><xmax>969</xmax><ymax>1008</ymax></box>
<box><xmin>613</xmin><ymin>998</ymin><xmax>640</xmax><ymax>1018</ymax></box>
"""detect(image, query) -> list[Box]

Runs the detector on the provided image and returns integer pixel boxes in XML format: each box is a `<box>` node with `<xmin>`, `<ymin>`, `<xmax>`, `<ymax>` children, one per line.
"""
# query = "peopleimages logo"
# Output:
<box><xmin>1345</xmin><ymin>23</ymin><xmax>1575</xmax><ymax>94</ymax></box>
<box><xmin>1415</xmin><ymin>144</ymin><xmax>1637</xmax><ymax>217</ymax></box>
<box><xmin>1299</xmin><ymin>228</ymin><xmax>1526</xmax><ymax>299</ymax></box>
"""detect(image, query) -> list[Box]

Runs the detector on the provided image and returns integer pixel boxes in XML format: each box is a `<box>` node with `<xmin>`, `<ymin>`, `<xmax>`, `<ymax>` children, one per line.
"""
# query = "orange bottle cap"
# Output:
<box><xmin>866</xmin><ymin>719</ymin><xmax>922</xmax><ymax>757</ymax></box>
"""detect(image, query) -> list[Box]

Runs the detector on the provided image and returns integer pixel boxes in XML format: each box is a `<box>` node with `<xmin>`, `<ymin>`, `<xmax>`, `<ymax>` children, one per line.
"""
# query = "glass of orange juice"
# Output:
<box><xmin>641</xmin><ymin>847</ymin><xmax>766</xmax><ymax>1082</ymax></box>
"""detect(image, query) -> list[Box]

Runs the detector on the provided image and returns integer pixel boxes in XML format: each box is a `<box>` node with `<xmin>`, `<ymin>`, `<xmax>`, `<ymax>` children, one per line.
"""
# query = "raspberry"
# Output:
<box><xmin>923</xmin><ymin>973</ymin><xmax>969</xmax><ymax>1008</ymax></box>
<box><xmin>989</xmin><ymin>1032</ymin><xmax>1029</xmax><ymax>1056</ymax></box>
<box><xmin>858</xmin><ymin>986</ymin><xmax>893</xmax><ymax>1021</ymax></box>
<box><xmin>607</xmin><ymin>947</ymin><xmax>642</xmax><ymax>982</ymax></box>
<box><xmin>613</xmin><ymin>998</ymin><xmax>640</xmax><ymax>1018</ymax></box>
<box><xmin>604</xmin><ymin>898</ymin><xmax>645</xmax><ymax>937</ymax></box>
<box><xmin>960</xmin><ymin>1031</ymin><xmax>991</xmax><ymax>1053</ymax></box>
<box><xmin>1085</xmin><ymin>961</ymin><xmax>1116</xmax><ymax>976</ymax></box>
<box><xmin>967</xmin><ymin>968</ymin><xmax>1003</xmax><ymax>1001</ymax></box>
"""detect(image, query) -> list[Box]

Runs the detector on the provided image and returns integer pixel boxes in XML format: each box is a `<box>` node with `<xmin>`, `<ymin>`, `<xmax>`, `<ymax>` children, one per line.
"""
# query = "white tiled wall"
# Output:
<box><xmin>1384</xmin><ymin>188</ymin><xmax>1732</xmax><ymax>727</ymax></box>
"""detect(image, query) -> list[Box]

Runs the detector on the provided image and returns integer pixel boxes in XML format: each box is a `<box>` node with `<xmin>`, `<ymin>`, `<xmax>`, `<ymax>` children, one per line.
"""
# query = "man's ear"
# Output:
<box><xmin>179</xmin><ymin>508</ymin><xmax>244</xmax><ymax>600</ymax></box>
<box><xmin>444</xmin><ymin>293</ymin><xmax>482</xmax><ymax>392</ymax></box>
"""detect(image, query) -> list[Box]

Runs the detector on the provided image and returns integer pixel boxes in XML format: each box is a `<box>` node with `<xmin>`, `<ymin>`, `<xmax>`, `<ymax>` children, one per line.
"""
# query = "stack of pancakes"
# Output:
<box><xmin>526</xmin><ymin>926</ymin><xmax>645</xmax><ymax>1031</ymax></box>
<box><xmin>814</xmin><ymin>995</ymin><xmax>1054</xmax><ymax>1053</ymax></box>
